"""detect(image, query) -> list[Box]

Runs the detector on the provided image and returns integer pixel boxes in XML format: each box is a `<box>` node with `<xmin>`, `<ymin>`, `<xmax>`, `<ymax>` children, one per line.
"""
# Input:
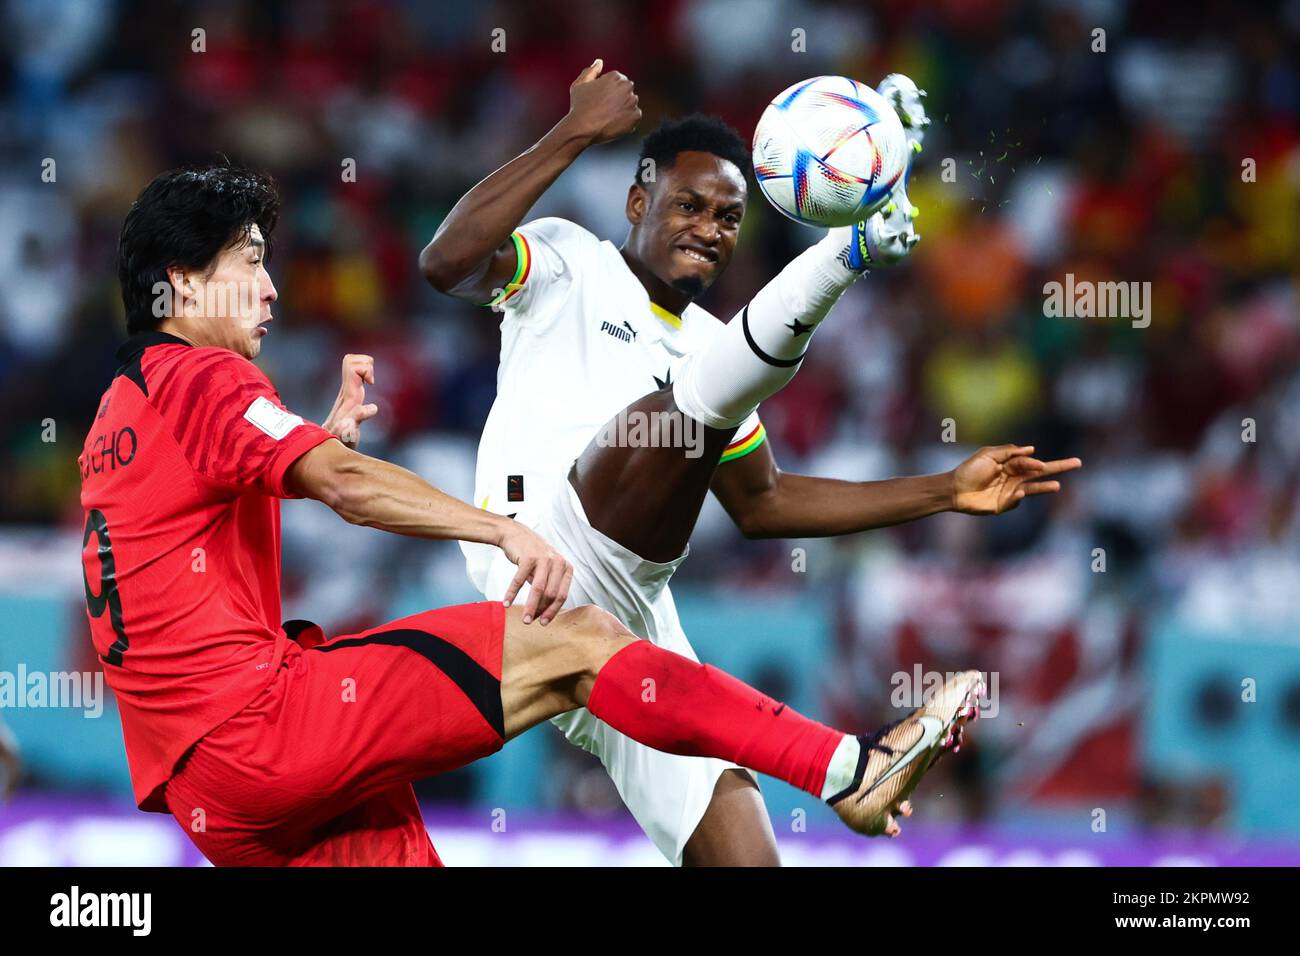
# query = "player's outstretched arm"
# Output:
<box><xmin>285</xmin><ymin>440</ymin><xmax>573</xmax><ymax>624</ymax></box>
<box><xmin>419</xmin><ymin>58</ymin><xmax>640</xmax><ymax>304</ymax></box>
<box><xmin>712</xmin><ymin>440</ymin><xmax>1082</xmax><ymax>539</ymax></box>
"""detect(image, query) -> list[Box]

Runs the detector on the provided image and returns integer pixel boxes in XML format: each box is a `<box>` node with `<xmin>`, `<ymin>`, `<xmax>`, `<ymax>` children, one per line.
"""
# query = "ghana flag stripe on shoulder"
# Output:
<box><xmin>483</xmin><ymin>231</ymin><xmax>532</xmax><ymax>308</ymax></box>
<box><xmin>720</xmin><ymin>420</ymin><xmax>766</xmax><ymax>463</ymax></box>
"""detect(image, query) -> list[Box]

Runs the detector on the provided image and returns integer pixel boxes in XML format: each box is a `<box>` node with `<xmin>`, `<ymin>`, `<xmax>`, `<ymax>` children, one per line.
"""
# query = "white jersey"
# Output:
<box><xmin>461</xmin><ymin>217</ymin><xmax>763</xmax><ymax>590</ymax></box>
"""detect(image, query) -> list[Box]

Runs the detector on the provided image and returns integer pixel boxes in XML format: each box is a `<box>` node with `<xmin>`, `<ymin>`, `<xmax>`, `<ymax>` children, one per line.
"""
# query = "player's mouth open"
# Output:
<box><xmin>676</xmin><ymin>246</ymin><xmax>717</xmax><ymax>265</ymax></box>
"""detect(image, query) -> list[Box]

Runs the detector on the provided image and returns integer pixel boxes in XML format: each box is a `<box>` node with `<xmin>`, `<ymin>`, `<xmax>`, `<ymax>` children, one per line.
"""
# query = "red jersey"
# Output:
<box><xmin>78</xmin><ymin>331</ymin><xmax>336</xmax><ymax>811</ymax></box>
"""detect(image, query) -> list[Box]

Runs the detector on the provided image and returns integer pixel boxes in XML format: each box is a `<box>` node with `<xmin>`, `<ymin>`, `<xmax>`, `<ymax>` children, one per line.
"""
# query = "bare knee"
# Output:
<box><xmin>551</xmin><ymin>605</ymin><xmax>637</xmax><ymax>700</ymax></box>
<box><xmin>501</xmin><ymin>603</ymin><xmax>637</xmax><ymax>735</ymax></box>
<box><xmin>553</xmin><ymin>604</ymin><xmax>633</xmax><ymax>641</ymax></box>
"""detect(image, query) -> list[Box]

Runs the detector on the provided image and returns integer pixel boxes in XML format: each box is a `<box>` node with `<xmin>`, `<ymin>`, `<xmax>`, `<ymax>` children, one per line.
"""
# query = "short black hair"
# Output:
<box><xmin>117</xmin><ymin>163</ymin><xmax>280</xmax><ymax>334</ymax></box>
<box><xmin>636</xmin><ymin>113</ymin><xmax>750</xmax><ymax>185</ymax></box>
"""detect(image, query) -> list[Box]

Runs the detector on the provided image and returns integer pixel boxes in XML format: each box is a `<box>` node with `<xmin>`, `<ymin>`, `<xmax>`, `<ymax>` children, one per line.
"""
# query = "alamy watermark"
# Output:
<box><xmin>891</xmin><ymin>665</ymin><xmax>999</xmax><ymax>718</ymax></box>
<box><xmin>151</xmin><ymin>279</ymin><xmax>260</xmax><ymax>325</ymax></box>
<box><xmin>594</xmin><ymin>408</ymin><xmax>703</xmax><ymax>459</ymax></box>
<box><xmin>50</xmin><ymin>886</ymin><xmax>150</xmax><ymax>936</ymax></box>
<box><xmin>0</xmin><ymin>666</ymin><xmax>104</xmax><ymax>718</ymax></box>
<box><xmin>1043</xmin><ymin>273</ymin><xmax>1151</xmax><ymax>328</ymax></box>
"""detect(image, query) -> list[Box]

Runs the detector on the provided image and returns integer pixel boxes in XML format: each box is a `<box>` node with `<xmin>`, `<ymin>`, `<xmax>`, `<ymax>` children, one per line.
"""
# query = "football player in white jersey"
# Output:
<box><xmin>420</xmin><ymin>60</ymin><xmax>1081</xmax><ymax>865</ymax></box>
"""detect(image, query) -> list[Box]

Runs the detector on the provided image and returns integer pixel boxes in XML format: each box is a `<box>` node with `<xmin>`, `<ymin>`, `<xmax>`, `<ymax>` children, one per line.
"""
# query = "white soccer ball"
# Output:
<box><xmin>752</xmin><ymin>75</ymin><xmax>909</xmax><ymax>228</ymax></box>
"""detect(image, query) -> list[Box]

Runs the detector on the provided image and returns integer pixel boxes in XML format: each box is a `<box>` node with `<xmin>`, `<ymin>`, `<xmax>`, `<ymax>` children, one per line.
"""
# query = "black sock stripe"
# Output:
<box><xmin>741</xmin><ymin>305</ymin><xmax>807</xmax><ymax>368</ymax></box>
<box><xmin>311</xmin><ymin>628</ymin><xmax>504</xmax><ymax>739</ymax></box>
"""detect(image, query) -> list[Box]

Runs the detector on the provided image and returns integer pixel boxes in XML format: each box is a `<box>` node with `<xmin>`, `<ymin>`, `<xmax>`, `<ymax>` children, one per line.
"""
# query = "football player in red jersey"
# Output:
<box><xmin>81</xmin><ymin>163</ymin><xmax>981</xmax><ymax>866</ymax></box>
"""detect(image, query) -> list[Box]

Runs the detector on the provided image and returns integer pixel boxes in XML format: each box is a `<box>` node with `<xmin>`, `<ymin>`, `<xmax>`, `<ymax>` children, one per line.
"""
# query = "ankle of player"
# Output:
<box><xmin>813</xmin><ymin>229</ymin><xmax>865</xmax><ymax>286</ymax></box>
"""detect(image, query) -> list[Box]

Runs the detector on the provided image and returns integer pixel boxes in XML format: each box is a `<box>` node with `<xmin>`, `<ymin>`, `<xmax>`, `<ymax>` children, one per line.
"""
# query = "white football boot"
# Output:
<box><xmin>834</xmin><ymin>72</ymin><xmax>931</xmax><ymax>270</ymax></box>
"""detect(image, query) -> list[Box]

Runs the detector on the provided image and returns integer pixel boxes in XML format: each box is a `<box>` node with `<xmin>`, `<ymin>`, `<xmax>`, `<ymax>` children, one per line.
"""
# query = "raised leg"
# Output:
<box><xmin>500</xmin><ymin>603</ymin><xmax>839</xmax><ymax>812</ymax></box>
<box><xmin>569</xmin><ymin>224</ymin><xmax>875</xmax><ymax>561</ymax></box>
<box><xmin>499</xmin><ymin>602</ymin><xmax>964</xmax><ymax>846</ymax></box>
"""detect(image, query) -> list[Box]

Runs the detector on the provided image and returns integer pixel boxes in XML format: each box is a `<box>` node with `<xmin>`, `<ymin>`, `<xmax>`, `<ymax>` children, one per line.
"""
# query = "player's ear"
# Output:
<box><xmin>165</xmin><ymin>265</ymin><xmax>192</xmax><ymax>319</ymax></box>
<box><xmin>626</xmin><ymin>182</ymin><xmax>648</xmax><ymax>226</ymax></box>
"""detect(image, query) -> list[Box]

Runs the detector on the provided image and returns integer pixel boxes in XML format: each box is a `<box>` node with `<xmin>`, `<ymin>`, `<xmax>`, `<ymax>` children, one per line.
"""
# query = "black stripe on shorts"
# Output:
<box><xmin>311</xmin><ymin>628</ymin><xmax>505</xmax><ymax>739</ymax></box>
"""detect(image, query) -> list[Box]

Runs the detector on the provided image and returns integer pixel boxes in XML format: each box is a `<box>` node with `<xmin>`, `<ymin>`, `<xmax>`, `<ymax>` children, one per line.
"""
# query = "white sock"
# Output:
<box><xmin>821</xmin><ymin>734</ymin><xmax>863</xmax><ymax>801</ymax></box>
<box><xmin>673</xmin><ymin>228</ymin><xmax>861</xmax><ymax>429</ymax></box>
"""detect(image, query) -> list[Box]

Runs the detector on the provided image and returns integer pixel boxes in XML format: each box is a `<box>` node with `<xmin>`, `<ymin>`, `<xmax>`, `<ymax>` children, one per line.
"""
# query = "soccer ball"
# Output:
<box><xmin>752</xmin><ymin>75</ymin><xmax>909</xmax><ymax>228</ymax></box>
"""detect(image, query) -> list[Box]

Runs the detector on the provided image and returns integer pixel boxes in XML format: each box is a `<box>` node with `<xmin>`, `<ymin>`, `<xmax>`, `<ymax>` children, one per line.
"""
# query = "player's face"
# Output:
<box><xmin>172</xmin><ymin>224</ymin><xmax>278</xmax><ymax>359</ymax></box>
<box><xmin>631</xmin><ymin>151</ymin><xmax>746</xmax><ymax>297</ymax></box>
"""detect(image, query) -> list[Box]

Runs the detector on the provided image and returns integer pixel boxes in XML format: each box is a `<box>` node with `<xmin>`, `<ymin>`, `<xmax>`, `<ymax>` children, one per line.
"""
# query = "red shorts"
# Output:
<box><xmin>164</xmin><ymin>601</ymin><xmax>506</xmax><ymax>866</ymax></box>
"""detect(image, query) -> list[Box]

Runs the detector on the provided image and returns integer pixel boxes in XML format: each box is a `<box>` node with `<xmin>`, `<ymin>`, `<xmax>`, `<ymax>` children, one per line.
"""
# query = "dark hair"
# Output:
<box><xmin>117</xmin><ymin>163</ymin><xmax>280</xmax><ymax>334</ymax></box>
<box><xmin>636</xmin><ymin>113</ymin><xmax>750</xmax><ymax>185</ymax></box>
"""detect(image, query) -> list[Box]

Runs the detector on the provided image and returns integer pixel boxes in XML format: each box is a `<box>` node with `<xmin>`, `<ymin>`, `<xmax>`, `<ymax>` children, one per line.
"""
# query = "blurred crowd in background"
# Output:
<box><xmin>1</xmin><ymin>0</ymin><xmax>1299</xmax><ymax>844</ymax></box>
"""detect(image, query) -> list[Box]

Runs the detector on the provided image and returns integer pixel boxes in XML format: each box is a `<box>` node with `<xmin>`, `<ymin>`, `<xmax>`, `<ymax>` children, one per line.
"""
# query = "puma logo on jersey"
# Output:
<box><xmin>600</xmin><ymin>320</ymin><xmax>637</xmax><ymax>343</ymax></box>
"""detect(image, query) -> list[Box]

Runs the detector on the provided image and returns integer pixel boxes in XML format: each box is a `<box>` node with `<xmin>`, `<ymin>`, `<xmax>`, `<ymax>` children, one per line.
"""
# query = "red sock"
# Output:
<box><xmin>585</xmin><ymin>640</ymin><xmax>844</xmax><ymax>798</ymax></box>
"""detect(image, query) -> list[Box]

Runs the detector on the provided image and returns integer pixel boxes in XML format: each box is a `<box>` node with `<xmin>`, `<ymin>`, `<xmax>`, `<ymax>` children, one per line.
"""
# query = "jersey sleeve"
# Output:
<box><xmin>168</xmin><ymin>350</ymin><xmax>337</xmax><ymax>498</ymax></box>
<box><xmin>483</xmin><ymin>217</ymin><xmax>594</xmax><ymax>320</ymax></box>
<box><xmin>720</xmin><ymin>411</ymin><xmax>767</xmax><ymax>465</ymax></box>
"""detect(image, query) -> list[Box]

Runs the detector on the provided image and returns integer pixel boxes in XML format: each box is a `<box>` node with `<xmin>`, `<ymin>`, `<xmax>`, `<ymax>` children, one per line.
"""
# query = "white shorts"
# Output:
<box><xmin>471</xmin><ymin>478</ymin><xmax>750</xmax><ymax>865</ymax></box>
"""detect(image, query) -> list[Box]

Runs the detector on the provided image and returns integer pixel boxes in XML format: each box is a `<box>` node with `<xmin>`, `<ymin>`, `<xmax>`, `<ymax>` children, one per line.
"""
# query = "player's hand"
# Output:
<box><xmin>322</xmin><ymin>354</ymin><xmax>379</xmax><ymax>450</ymax></box>
<box><xmin>498</xmin><ymin>524</ymin><xmax>574</xmax><ymax>626</ymax></box>
<box><xmin>950</xmin><ymin>445</ymin><xmax>1082</xmax><ymax>515</ymax></box>
<box><xmin>563</xmin><ymin>58</ymin><xmax>640</xmax><ymax>146</ymax></box>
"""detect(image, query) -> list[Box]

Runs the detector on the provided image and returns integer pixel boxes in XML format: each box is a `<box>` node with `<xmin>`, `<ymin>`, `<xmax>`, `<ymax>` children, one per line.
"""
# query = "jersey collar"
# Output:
<box><xmin>115</xmin><ymin>330</ymin><xmax>193</xmax><ymax>365</ymax></box>
<box><xmin>648</xmin><ymin>301</ymin><xmax>683</xmax><ymax>330</ymax></box>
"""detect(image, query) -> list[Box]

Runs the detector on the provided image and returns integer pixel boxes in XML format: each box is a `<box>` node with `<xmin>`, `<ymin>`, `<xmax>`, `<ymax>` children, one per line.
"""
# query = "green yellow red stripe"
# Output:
<box><xmin>483</xmin><ymin>231</ymin><xmax>531</xmax><ymax>308</ymax></box>
<box><xmin>720</xmin><ymin>421</ymin><xmax>766</xmax><ymax>463</ymax></box>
